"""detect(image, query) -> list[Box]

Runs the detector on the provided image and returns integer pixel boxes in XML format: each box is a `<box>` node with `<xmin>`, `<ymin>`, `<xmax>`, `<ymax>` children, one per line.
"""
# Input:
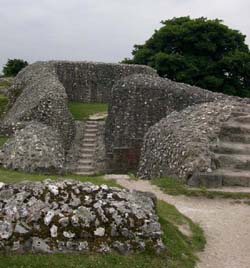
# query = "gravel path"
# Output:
<box><xmin>107</xmin><ymin>176</ymin><xmax>250</xmax><ymax>268</ymax></box>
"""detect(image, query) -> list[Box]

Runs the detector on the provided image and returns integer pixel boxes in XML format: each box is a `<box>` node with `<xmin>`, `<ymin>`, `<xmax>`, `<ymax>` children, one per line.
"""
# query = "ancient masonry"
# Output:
<box><xmin>0</xmin><ymin>180</ymin><xmax>165</xmax><ymax>254</ymax></box>
<box><xmin>189</xmin><ymin>103</ymin><xmax>250</xmax><ymax>187</ymax></box>
<box><xmin>0</xmin><ymin>61</ymin><xmax>155</xmax><ymax>173</ymax></box>
<box><xmin>76</xmin><ymin>118</ymin><xmax>101</xmax><ymax>175</ymax></box>
<box><xmin>138</xmin><ymin>100</ymin><xmax>250</xmax><ymax>187</ymax></box>
<box><xmin>1</xmin><ymin>60</ymin><xmax>250</xmax><ymax>187</ymax></box>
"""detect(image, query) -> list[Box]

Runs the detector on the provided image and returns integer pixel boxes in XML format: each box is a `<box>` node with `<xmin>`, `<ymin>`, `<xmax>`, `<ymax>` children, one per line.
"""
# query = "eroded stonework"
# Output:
<box><xmin>3</xmin><ymin>62</ymin><xmax>75</xmax><ymax>151</ymax></box>
<box><xmin>55</xmin><ymin>61</ymin><xmax>157</xmax><ymax>103</ymax></box>
<box><xmin>105</xmin><ymin>74</ymin><xmax>228</xmax><ymax>172</ymax></box>
<box><xmin>0</xmin><ymin>122</ymin><xmax>65</xmax><ymax>173</ymax></box>
<box><xmin>0</xmin><ymin>180</ymin><xmax>165</xmax><ymax>254</ymax></box>
<box><xmin>0</xmin><ymin>61</ymin><xmax>155</xmax><ymax>173</ymax></box>
<box><xmin>138</xmin><ymin>99</ymin><xmax>250</xmax><ymax>188</ymax></box>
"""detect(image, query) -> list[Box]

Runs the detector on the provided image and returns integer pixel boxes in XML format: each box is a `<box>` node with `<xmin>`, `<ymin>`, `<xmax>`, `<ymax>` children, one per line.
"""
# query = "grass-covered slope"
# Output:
<box><xmin>68</xmin><ymin>102</ymin><xmax>108</xmax><ymax>121</ymax></box>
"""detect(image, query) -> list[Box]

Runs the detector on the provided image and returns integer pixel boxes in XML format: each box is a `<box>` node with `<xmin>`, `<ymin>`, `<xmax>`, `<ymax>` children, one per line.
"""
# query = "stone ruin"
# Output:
<box><xmin>0</xmin><ymin>180</ymin><xmax>164</xmax><ymax>254</ymax></box>
<box><xmin>105</xmin><ymin>74</ymin><xmax>227</xmax><ymax>172</ymax></box>
<box><xmin>105</xmin><ymin>73</ymin><xmax>250</xmax><ymax>187</ymax></box>
<box><xmin>138</xmin><ymin>100</ymin><xmax>237</xmax><ymax>180</ymax></box>
<box><xmin>0</xmin><ymin>61</ymin><xmax>155</xmax><ymax>173</ymax></box>
<box><xmin>1</xmin><ymin>60</ymin><xmax>250</xmax><ymax>187</ymax></box>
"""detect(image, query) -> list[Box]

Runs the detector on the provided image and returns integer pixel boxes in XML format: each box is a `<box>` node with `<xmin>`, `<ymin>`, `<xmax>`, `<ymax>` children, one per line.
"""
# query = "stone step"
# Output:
<box><xmin>85</xmin><ymin>124</ymin><xmax>99</xmax><ymax>129</ymax></box>
<box><xmin>233</xmin><ymin>107</ymin><xmax>250</xmax><ymax>114</ymax></box>
<box><xmin>80</xmin><ymin>148</ymin><xmax>95</xmax><ymax>153</ymax></box>
<box><xmin>80</xmin><ymin>154</ymin><xmax>94</xmax><ymax>160</ymax></box>
<box><xmin>212</xmin><ymin>153</ymin><xmax>250</xmax><ymax>170</ymax></box>
<box><xmin>86</xmin><ymin>120</ymin><xmax>99</xmax><ymax>124</ymax></box>
<box><xmin>83</xmin><ymin>138</ymin><xmax>96</xmax><ymax>143</ymax></box>
<box><xmin>189</xmin><ymin>169</ymin><xmax>250</xmax><ymax>188</ymax></box>
<box><xmin>75</xmin><ymin>171</ymin><xmax>95</xmax><ymax>176</ymax></box>
<box><xmin>77</xmin><ymin>166</ymin><xmax>95</xmax><ymax>172</ymax></box>
<box><xmin>84</xmin><ymin>133</ymin><xmax>97</xmax><ymax>138</ymax></box>
<box><xmin>220</xmin><ymin>122</ymin><xmax>250</xmax><ymax>136</ymax></box>
<box><xmin>81</xmin><ymin>144</ymin><xmax>96</xmax><ymax>150</ymax></box>
<box><xmin>220</xmin><ymin>169</ymin><xmax>250</xmax><ymax>187</ymax></box>
<box><xmin>85</xmin><ymin>129</ymin><xmax>99</xmax><ymax>134</ymax></box>
<box><xmin>82</xmin><ymin>139</ymin><xmax>96</xmax><ymax>146</ymax></box>
<box><xmin>75</xmin><ymin>118</ymin><xmax>99</xmax><ymax>176</ymax></box>
<box><xmin>233</xmin><ymin>115</ymin><xmax>250</xmax><ymax>124</ymax></box>
<box><xmin>78</xmin><ymin>159</ymin><xmax>93</xmax><ymax>165</ymax></box>
<box><xmin>219</xmin><ymin>133</ymin><xmax>250</xmax><ymax>144</ymax></box>
<box><xmin>231</xmin><ymin>111</ymin><xmax>249</xmax><ymax>118</ymax></box>
<box><xmin>210</xmin><ymin>142</ymin><xmax>250</xmax><ymax>155</ymax></box>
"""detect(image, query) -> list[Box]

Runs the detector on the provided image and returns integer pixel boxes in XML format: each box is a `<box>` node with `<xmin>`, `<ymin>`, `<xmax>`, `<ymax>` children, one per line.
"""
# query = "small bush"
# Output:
<box><xmin>3</xmin><ymin>59</ymin><xmax>28</xmax><ymax>77</ymax></box>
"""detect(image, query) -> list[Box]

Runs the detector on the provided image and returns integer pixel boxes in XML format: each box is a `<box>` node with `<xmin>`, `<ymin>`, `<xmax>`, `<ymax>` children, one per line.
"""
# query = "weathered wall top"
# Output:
<box><xmin>54</xmin><ymin>61</ymin><xmax>157</xmax><ymax>103</ymax></box>
<box><xmin>0</xmin><ymin>180</ymin><xmax>165</xmax><ymax>254</ymax></box>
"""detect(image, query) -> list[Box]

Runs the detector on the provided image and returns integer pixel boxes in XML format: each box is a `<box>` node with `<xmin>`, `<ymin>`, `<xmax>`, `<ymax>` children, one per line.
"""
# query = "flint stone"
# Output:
<box><xmin>44</xmin><ymin>211</ymin><xmax>55</xmax><ymax>226</ymax></box>
<box><xmin>0</xmin><ymin>180</ymin><xmax>165</xmax><ymax>254</ymax></box>
<box><xmin>15</xmin><ymin>224</ymin><xmax>29</xmax><ymax>234</ymax></box>
<box><xmin>94</xmin><ymin>227</ymin><xmax>105</xmax><ymax>237</ymax></box>
<box><xmin>0</xmin><ymin>221</ymin><xmax>13</xmax><ymax>239</ymax></box>
<box><xmin>50</xmin><ymin>225</ymin><xmax>58</xmax><ymax>238</ymax></box>
<box><xmin>0</xmin><ymin>182</ymin><xmax>5</xmax><ymax>190</ymax></box>
<box><xmin>31</xmin><ymin>237</ymin><xmax>51</xmax><ymax>253</ymax></box>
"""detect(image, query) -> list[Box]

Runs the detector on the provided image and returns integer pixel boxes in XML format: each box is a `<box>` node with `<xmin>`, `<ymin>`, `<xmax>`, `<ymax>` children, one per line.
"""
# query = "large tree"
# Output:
<box><xmin>123</xmin><ymin>17</ymin><xmax>250</xmax><ymax>97</ymax></box>
<box><xmin>3</xmin><ymin>59</ymin><xmax>28</xmax><ymax>77</ymax></box>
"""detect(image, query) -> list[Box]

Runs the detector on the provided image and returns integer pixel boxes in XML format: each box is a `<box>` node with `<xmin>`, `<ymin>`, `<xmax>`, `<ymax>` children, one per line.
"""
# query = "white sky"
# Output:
<box><xmin>0</xmin><ymin>0</ymin><xmax>250</xmax><ymax>71</ymax></box>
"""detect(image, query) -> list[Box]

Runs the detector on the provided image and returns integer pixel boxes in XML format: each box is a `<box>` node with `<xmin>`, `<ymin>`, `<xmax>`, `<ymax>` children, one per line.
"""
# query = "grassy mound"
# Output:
<box><xmin>68</xmin><ymin>102</ymin><xmax>108</xmax><ymax>121</ymax></box>
<box><xmin>0</xmin><ymin>169</ymin><xmax>205</xmax><ymax>268</ymax></box>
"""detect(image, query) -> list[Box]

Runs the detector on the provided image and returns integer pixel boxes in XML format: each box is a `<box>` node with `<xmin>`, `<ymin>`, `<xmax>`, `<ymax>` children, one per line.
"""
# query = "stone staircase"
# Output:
<box><xmin>191</xmin><ymin>105</ymin><xmax>250</xmax><ymax>188</ymax></box>
<box><xmin>76</xmin><ymin>119</ymin><xmax>99</xmax><ymax>175</ymax></box>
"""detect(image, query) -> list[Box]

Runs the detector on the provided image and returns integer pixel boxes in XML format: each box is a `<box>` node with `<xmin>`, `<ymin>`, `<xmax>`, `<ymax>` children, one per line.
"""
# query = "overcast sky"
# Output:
<box><xmin>0</xmin><ymin>0</ymin><xmax>250</xmax><ymax>71</ymax></box>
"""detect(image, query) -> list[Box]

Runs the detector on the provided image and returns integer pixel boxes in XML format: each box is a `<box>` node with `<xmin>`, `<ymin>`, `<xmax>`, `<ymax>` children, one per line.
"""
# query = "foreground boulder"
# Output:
<box><xmin>0</xmin><ymin>122</ymin><xmax>65</xmax><ymax>173</ymax></box>
<box><xmin>0</xmin><ymin>180</ymin><xmax>165</xmax><ymax>254</ymax></box>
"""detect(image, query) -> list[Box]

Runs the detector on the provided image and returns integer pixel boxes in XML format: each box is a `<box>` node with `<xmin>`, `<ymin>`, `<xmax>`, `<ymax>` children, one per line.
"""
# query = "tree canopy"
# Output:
<box><xmin>123</xmin><ymin>17</ymin><xmax>250</xmax><ymax>97</ymax></box>
<box><xmin>3</xmin><ymin>59</ymin><xmax>28</xmax><ymax>77</ymax></box>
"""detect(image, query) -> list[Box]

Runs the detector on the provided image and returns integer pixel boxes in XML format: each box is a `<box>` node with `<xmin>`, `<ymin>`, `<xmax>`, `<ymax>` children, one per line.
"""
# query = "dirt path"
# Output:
<box><xmin>108</xmin><ymin>176</ymin><xmax>250</xmax><ymax>268</ymax></box>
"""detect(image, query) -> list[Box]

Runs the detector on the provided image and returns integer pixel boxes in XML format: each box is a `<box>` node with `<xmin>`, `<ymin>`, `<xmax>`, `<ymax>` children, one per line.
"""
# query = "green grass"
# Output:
<box><xmin>152</xmin><ymin>176</ymin><xmax>250</xmax><ymax>200</ymax></box>
<box><xmin>0</xmin><ymin>94</ymin><xmax>8</xmax><ymax>117</ymax></box>
<box><xmin>0</xmin><ymin>167</ymin><xmax>117</xmax><ymax>186</ymax></box>
<box><xmin>158</xmin><ymin>201</ymin><xmax>205</xmax><ymax>268</ymax></box>
<box><xmin>0</xmin><ymin>136</ymin><xmax>8</xmax><ymax>146</ymax></box>
<box><xmin>68</xmin><ymin>102</ymin><xmax>108</xmax><ymax>121</ymax></box>
<box><xmin>0</xmin><ymin>79</ymin><xmax>11</xmax><ymax>88</ymax></box>
<box><xmin>0</xmin><ymin>200</ymin><xmax>205</xmax><ymax>268</ymax></box>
